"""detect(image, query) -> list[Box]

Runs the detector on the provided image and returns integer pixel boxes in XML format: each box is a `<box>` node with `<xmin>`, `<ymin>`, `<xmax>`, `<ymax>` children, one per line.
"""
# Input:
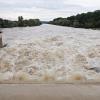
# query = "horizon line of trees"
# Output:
<box><xmin>49</xmin><ymin>10</ymin><xmax>100</xmax><ymax>28</ymax></box>
<box><xmin>0</xmin><ymin>16</ymin><xmax>41</xmax><ymax>28</ymax></box>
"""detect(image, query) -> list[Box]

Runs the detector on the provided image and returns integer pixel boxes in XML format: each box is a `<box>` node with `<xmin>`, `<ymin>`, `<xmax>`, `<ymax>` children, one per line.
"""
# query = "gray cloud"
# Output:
<box><xmin>0</xmin><ymin>0</ymin><xmax>100</xmax><ymax>20</ymax></box>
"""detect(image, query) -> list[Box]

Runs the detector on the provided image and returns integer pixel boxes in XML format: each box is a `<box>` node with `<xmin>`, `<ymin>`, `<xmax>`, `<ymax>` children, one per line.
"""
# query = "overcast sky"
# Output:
<box><xmin>0</xmin><ymin>0</ymin><xmax>100</xmax><ymax>21</ymax></box>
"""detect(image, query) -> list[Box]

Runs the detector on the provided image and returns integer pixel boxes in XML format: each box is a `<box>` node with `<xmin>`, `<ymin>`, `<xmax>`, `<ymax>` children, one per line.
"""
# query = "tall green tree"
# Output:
<box><xmin>18</xmin><ymin>16</ymin><xmax>24</xmax><ymax>27</ymax></box>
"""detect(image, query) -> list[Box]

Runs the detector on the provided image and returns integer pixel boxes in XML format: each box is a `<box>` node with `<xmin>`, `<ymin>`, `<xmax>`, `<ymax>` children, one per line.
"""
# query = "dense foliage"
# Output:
<box><xmin>0</xmin><ymin>16</ymin><xmax>41</xmax><ymax>28</ymax></box>
<box><xmin>49</xmin><ymin>10</ymin><xmax>100</xmax><ymax>28</ymax></box>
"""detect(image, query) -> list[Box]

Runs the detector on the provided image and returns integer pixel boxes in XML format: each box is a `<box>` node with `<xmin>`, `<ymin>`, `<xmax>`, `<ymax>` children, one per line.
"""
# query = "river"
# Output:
<box><xmin>0</xmin><ymin>24</ymin><xmax>100</xmax><ymax>82</ymax></box>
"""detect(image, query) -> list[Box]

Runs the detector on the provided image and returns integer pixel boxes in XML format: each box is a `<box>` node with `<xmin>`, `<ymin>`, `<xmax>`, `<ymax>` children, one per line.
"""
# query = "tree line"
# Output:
<box><xmin>49</xmin><ymin>10</ymin><xmax>100</xmax><ymax>28</ymax></box>
<box><xmin>0</xmin><ymin>16</ymin><xmax>41</xmax><ymax>28</ymax></box>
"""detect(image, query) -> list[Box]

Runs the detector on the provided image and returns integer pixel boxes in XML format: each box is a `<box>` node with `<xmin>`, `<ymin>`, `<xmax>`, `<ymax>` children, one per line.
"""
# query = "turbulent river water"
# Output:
<box><xmin>0</xmin><ymin>24</ymin><xmax>100</xmax><ymax>82</ymax></box>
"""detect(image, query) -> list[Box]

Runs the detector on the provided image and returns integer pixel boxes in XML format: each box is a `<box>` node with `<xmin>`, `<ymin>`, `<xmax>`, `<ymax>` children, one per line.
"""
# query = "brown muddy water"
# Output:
<box><xmin>0</xmin><ymin>24</ymin><xmax>100</xmax><ymax>82</ymax></box>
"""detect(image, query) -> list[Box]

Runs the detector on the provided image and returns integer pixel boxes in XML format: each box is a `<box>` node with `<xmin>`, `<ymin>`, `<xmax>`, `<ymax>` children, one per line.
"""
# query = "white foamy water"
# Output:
<box><xmin>0</xmin><ymin>24</ymin><xmax>100</xmax><ymax>82</ymax></box>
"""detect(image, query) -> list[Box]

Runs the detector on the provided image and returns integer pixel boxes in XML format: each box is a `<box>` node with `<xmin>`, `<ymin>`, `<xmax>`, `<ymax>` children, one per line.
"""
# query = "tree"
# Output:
<box><xmin>0</xmin><ymin>16</ymin><xmax>41</xmax><ymax>28</ymax></box>
<box><xmin>73</xmin><ymin>20</ymin><xmax>80</xmax><ymax>28</ymax></box>
<box><xmin>18</xmin><ymin>16</ymin><xmax>24</xmax><ymax>27</ymax></box>
<box><xmin>49</xmin><ymin>10</ymin><xmax>100</xmax><ymax>28</ymax></box>
<box><xmin>0</xmin><ymin>18</ymin><xmax>3</xmax><ymax>27</ymax></box>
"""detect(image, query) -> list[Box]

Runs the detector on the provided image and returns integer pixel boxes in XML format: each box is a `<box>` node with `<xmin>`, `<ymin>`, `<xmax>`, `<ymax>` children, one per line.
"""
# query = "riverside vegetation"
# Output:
<box><xmin>1</xmin><ymin>10</ymin><xmax>100</xmax><ymax>28</ymax></box>
<box><xmin>0</xmin><ymin>16</ymin><xmax>41</xmax><ymax>28</ymax></box>
<box><xmin>49</xmin><ymin>10</ymin><xmax>100</xmax><ymax>28</ymax></box>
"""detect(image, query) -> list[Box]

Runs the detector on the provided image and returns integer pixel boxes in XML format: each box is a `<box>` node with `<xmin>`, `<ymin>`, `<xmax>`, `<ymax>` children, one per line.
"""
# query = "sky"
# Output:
<box><xmin>0</xmin><ymin>0</ymin><xmax>100</xmax><ymax>21</ymax></box>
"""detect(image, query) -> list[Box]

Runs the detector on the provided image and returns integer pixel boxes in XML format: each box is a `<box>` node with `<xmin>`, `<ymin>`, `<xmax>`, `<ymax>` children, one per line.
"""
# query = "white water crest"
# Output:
<box><xmin>0</xmin><ymin>24</ymin><xmax>100</xmax><ymax>82</ymax></box>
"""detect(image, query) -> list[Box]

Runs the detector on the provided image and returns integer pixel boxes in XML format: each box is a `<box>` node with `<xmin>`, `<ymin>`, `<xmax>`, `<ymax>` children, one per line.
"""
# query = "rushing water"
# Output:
<box><xmin>0</xmin><ymin>24</ymin><xmax>100</xmax><ymax>82</ymax></box>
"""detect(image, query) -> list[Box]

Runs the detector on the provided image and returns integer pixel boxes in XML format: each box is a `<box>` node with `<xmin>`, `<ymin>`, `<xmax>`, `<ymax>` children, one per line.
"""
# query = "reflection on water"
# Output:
<box><xmin>0</xmin><ymin>24</ymin><xmax>100</xmax><ymax>82</ymax></box>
